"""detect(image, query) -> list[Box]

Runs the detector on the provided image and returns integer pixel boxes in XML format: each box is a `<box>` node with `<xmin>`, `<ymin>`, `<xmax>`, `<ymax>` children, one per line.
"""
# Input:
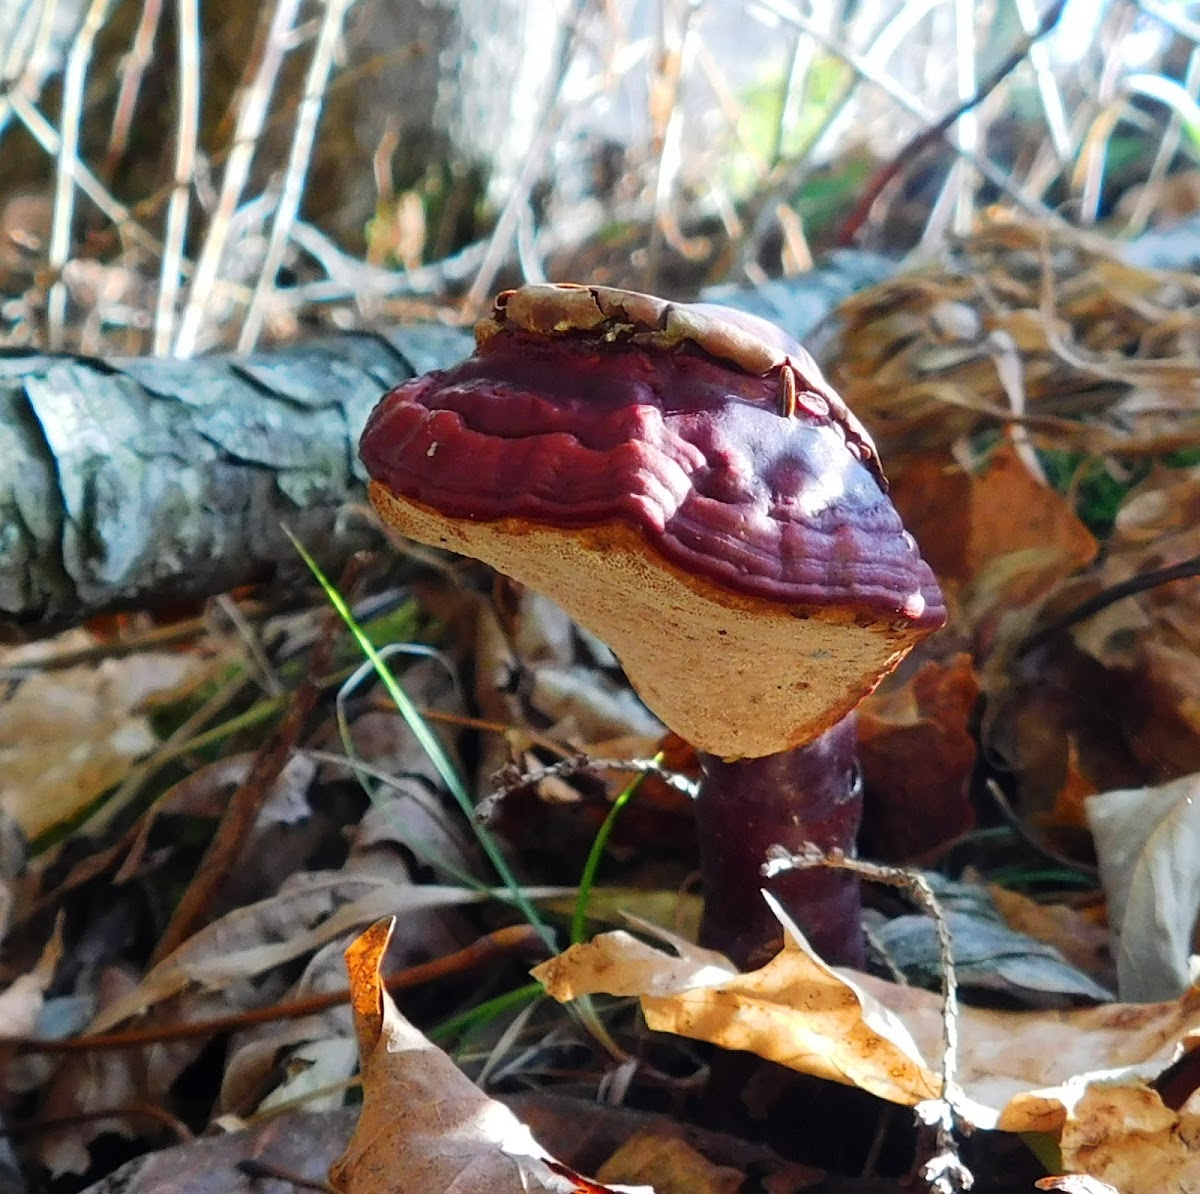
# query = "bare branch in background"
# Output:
<box><xmin>172</xmin><ymin>0</ymin><xmax>302</xmax><ymax>357</ymax></box>
<box><xmin>153</xmin><ymin>0</ymin><xmax>201</xmax><ymax>355</ymax></box>
<box><xmin>238</xmin><ymin>0</ymin><xmax>356</xmax><ymax>352</ymax></box>
<box><xmin>47</xmin><ymin>0</ymin><xmax>114</xmax><ymax>349</ymax></box>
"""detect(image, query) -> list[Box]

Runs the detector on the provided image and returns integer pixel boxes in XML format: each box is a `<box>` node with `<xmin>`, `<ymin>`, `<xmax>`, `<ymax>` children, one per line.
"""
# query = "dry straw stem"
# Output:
<box><xmin>173</xmin><ymin>0</ymin><xmax>302</xmax><ymax>357</ymax></box>
<box><xmin>46</xmin><ymin>0</ymin><xmax>115</xmax><ymax>350</ymax></box>
<box><xmin>761</xmin><ymin>845</ymin><xmax>972</xmax><ymax>1193</ymax></box>
<box><xmin>463</xmin><ymin>0</ymin><xmax>588</xmax><ymax>312</ymax></box>
<box><xmin>750</xmin><ymin>0</ymin><xmax>1060</xmax><ymax>234</ymax></box>
<box><xmin>238</xmin><ymin>0</ymin><xmax>356</xmax><ymax>351</ymax></box>
<box><xmin>154</xmin><ymin>0</ymin><xmax>201</xmax><ymax>354</ymax></box>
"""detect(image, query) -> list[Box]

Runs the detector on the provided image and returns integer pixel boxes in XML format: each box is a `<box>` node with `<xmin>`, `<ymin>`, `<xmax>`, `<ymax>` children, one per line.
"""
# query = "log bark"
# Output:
<box><xmin>0</xmin><ymin>324</ymin><xmax>471</xmax><ymax>630</ymax></box>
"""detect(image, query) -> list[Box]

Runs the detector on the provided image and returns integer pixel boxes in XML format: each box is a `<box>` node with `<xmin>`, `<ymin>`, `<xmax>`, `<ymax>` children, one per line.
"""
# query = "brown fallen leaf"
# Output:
<box><xmin>888</xmin><ymin>444</ymin><xmax>1097</xmax><ymax>599</ymax></box>
<box><xmin>331</xmin><ymin>919</ymin><xmax>651</xmax><ymax>1194</ymax></box>
<box><xmin>532</xmin><ymin>906</ymin><xmax>1200</xmax><ymax>1134</ymax></box>
<box><xmin>70</xmin><ymin>1108</ymin><xmax>358</xmax><ymax>1194</ymax></box>
<box><xmin>597</xmin><ymin>1129</ymin><xmax>742</xmax><ymax>1193</ymax></box>
<box><xmin>858</xmin><ymin>653</ymin><xmax>979</xmax><ymax>862</ymax></box>
<box><xmin>988</xmin><ymin>886</ymin><xmax>1113</xmax><ymax>991</ymax></box>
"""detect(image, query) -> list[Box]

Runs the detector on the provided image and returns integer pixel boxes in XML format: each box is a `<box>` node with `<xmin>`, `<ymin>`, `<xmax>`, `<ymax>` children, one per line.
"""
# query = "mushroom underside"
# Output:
<box><xmin>369</xmin><ymin>482</ymin><xmax>927</xmax><ymax>760</ymax></box>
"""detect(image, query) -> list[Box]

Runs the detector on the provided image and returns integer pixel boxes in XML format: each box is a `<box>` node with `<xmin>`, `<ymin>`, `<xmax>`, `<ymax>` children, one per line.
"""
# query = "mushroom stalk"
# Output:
<box><xmin>695</xmin><ymin>715</ymin><xmax>864</xmax><ymax>969</ymax></box>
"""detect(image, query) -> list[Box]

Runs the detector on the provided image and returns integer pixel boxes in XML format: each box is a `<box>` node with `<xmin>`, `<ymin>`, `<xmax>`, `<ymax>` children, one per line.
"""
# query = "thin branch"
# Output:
<box><xmin>1018</xmin><ymin>553</ymin><xmax>1200</xmax><ymax>657</ymax></box>
<box><xmin>763</xmin><ymin>844</ymin><xmax>973</xmax><ymax>1193</ymax></box>
<box><xmin>238</xmin><ymin>0</ymin><xmax>355</xmax><ymax>352</ymax></box>
<box><xmin>102</xmin><ymin>0</ymin><xmax>164</xmax><ymax>179</ymax></box>
<box><xmin>464</xmin><ymin>0</ymin><xmax>588</xmax><ymax>312</ymax></box>
<box><xmin>47</xmin><ymin>0</ymin><xmax>114</xmax><ymax>349</ymax></box>
<box><xmin>153</xmin><ymin>0</ymin><xmax>201</xmax><ymax>355</ymax></box>
<box><xmin>15</xmin><ymin>924</ymin><xmax>543</xmax><ymax>1053</ymax></box>
<box><xmin>8</xmin><ymin>91</ymin><xmax>163</xmax><ymax>256</ymax></box>
<box><xmin>173</xmin><ymin>0</ymin><xmax>303</xmax><ymax>357</ymax></box>
<box><xmin>474</xmin><ymin>753</ymin><xmax>700</xmax><ymax>824</ymax></box>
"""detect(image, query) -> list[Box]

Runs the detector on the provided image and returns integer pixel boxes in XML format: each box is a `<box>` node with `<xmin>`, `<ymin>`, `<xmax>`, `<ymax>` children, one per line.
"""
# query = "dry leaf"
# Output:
<box><xmin>331</xmin><ymin>919</ymin><xmax>650</xmax><ymax>1194</ymax></box>
<box><xmin>1085</xmin><ymin>773</ymin><xmax>1200</xmax><ymax>1001</ymax></box>
<box><xmin>0</xmin><ymin>650</ymin><xmax>207</xmax><ymax>836</ymax></box>
<box><xmin>989</xmin><ymin>886</ymin><xmax>1113</xmax><ymax>990</ymax></box>
<box><xmin>1059</xmin><ymin>1081</ymin><xmax>1200</xmax><ymax>1194</ymax></box>
<box><xmin>534</xmin><ymin>905</ymin><xmax>1200</xmax><ymax>1134</ymax></box>
<box><xmin>0</xmin><ymin>918</ymin><xmax>62</xmax><ymax>1037</ymax></box>
<box><xmin>858</xmin><ymin>653</ymin><xmax>979</xmax><ymax>861</ymax></box>
<box><xmin>1036</xmin><ymin>1175</ymin><xmax>1120</xmax><ymax>1193</ymax></box>
<box><xmin>597</xmin><ymin>1130</ymin><xmax>742</xmax><ymax>1193</ymax></box>
<box><xmin>889</xmin><ymin>444</ymin><xmax>1096</xmax><ymax>599</ymax></box>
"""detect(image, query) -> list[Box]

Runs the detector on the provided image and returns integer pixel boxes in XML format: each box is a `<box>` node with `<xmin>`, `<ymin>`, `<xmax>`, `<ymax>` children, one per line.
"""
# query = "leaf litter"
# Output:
<box><xmin>6</xmin><ymin>216</ymin><xmax>1200</xmax><ymax>1193</ymax></box>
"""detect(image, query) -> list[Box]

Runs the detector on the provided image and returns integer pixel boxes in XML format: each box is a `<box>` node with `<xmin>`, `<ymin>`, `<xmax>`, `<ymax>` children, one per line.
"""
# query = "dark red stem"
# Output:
<box><xmin>695</xmin><ymin>714</ymin><xmax>865</xmax><ymax>969</ymax></box>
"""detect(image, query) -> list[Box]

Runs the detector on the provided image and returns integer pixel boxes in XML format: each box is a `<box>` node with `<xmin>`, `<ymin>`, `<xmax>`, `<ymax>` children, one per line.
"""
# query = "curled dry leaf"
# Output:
<box><xmin>1072</xmin><ymin>465</ymin><xmax>1200</xmax><ymax>779</ymax></box>
<box><xmin>981</xmin><ymin>464</ymin><xmax>1200</xmax><ymax>826</ymax></box>
<box><xmin>332</xmin><ymin>919</ymin><xmax>651</xmax><ymax>1194</ymax></box>
<box><xmin>888</xmin><ymin>444</ymin><xmax>1097</xmax><ymax>604</ymax></box>
<box><xmin>596</xmin><ymin>1130</ymin><xmax>743</xmax><ymax>1193</ymax></box>
<box><xmin>1086</xmin><ymin>772</ymin><xmax>1200</xmax><ymax>1001</ymax></box>
<box><xmin>533</xmin><ymin>911</ymin><xmax>1200</xmax><ymax>1134</ymax></box>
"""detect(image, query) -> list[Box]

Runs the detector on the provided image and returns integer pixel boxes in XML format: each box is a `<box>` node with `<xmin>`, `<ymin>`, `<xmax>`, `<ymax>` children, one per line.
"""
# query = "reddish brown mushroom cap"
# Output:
<box><xmin>360</xmin><ymin>283</ymin><xmax>945</xmax><ymax>759</ymax></box>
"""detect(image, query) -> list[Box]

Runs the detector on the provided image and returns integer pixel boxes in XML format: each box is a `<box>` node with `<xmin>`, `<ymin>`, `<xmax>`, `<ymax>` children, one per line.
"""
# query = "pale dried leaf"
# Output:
<box><xmin>0</xmin><ymin>651</ymin><xmax>207</xmax><ymax>836</ymax></box>
<box><xmin>1059</xmin><ymin>1082</ymin><xmax>1200</xmax><ymax>1194</ymax></box>
<box><xmin>0</xmin><ymin>918</ymin><xmax>62</xmax><ymax>1037</ymax></box>
<box><xmin>534</xmin><ymin>912</ymin><xmax>1200</xmax><ymax>1133</ymax></box>
<box><xmin>1036</xmin><ymin>1177</ymin><xmax>1120</xmax><ymax>1194</ymax></box>
<box><xmin>89</xmin><ymin>870</ymin><xmax>574</xmax><ymax>1034</ymax></box>
<box><xmin>532</xmin><ymin>928</ymin><xmax>735</xmax><ymax>1001</ymax></box>
<box><xmin>1085</xmin><ymin>773</ymin><xmax>1200</xmax><ymax>1000</ymax></box>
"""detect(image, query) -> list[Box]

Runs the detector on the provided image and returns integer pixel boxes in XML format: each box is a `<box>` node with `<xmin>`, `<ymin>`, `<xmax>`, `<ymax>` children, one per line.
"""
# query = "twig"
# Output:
<box><xmin>1012</xmin><ymin>0</ymin><xmax>1070</xmax><ymax>163</ymax></box>
<box><xmin>474</xmin><ymin>754</ymin><xmax>701</xmax><ymax>824</ymax></box>
<box><xmin>173</xmin><ymin>0</ymin><xmax>303</xmax><ymax>357</ymax></box>
<box><xmin>8</xmin><ymin>91</ymin><xmax>163</xmax><ymax>257</ymax></box>
<box><xmin>102</xmin><ymin>0</ymin><xmax>164</xmax><ymax>179</ymax></box>
<box><xmin>15</xmin><ymin>924</ymin><xmax>543</xmax><ymax>1053</ymax></box>
<box><xmin>644</xmin><ymin>0</ymin><xmax>695</xmax><ymax>291</ymax></box>
<box><xmin>238</xmin><ymin>0</ymin><xmax>355</xmax><ymax>351</ymax></box>
<box><xmin>46</xmin><ymin>0</ymin><xmax>114</xmax><ymax>350</ymax></box>
<box><xmin>982</xmin><ymin>779</ymin><xmax>1099</xmax><ymax>878</ymax></box>
<box><xmin>148</xmin><ymin>603</ymin><xmax>336</xmax><ymax>964</ymax></box>
<box><xmin>0</xmin><ymin>0</ymin><xmax>62</xmax><ymax>142</ymax></box>
<box><xmin>836</xmin><ymin>0</ymin><xmax>1069</xmax><ymax>247</ymax></box>
<box><xmin>153</xmin><ymin>0</ymin><xmax>200</xmax><ymax>355</ymax></box>
<box><xmin>762</xmin><ymin>844</ymin><xmax>973</xmax><ymax>1193</ymax></box>
<box><xmin>236</xmin><ymin>1161</ymin><xmax>335</xmax><ymax>1194</ymax></box>
<box><xmin>1124</xmin><ymin>43</ymin><xmax>1200</xmax><ymax>234</ymax></box>
<box><xmin>1017</xmin><ymin>552</ymin><xmax>1200</xmax><ymax>657</ymax></box>
<box><xmin>5</xmin><ymin>1103</ymin><xmax>193</xmax><ymax>1142</ymax></box>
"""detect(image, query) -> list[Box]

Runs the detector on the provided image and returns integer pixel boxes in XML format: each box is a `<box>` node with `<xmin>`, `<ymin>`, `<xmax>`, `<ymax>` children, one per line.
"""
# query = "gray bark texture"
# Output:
<box><xmin>0</xmin><ymin>324</ymin><xmax>471</xmax><ymax>630</ymax></box>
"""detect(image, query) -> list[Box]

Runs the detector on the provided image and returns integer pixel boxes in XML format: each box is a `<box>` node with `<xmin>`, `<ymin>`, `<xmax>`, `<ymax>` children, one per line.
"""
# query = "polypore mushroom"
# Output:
<box><xmin>360</xmin><ymin>283</ymin><xmax>945</xmax><ymax>968</ymax></box>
